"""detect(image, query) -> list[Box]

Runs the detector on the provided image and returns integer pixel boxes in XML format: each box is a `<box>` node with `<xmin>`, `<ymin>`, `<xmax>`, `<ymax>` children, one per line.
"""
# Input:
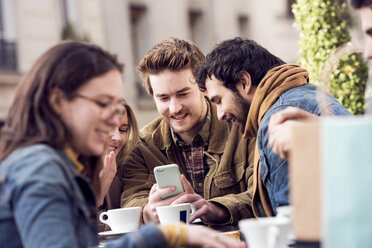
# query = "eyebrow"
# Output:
<box><xmin>154</xmin><ymin>87</ymin><xmax>192</xmax><ymax>97</ymax></box>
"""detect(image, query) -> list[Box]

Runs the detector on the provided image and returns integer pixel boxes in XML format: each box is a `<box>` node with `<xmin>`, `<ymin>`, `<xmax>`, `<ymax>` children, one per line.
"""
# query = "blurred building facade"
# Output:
<box><xmin>0</xmin><ymin>0</ymin><xmax>300</xmax><ymax>127</ymax></box>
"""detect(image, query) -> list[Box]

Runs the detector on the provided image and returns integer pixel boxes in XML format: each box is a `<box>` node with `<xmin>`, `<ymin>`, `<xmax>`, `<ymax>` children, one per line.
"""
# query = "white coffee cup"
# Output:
<box><xmin>156</xmin><ymin>203</ymin><xmax>196</xmax><ymax>225</ymax></box>
<box><xmin>276</xmin><ymin>205</ymin><xmax>295</xmax><ymax>242</ymax></box>
<box><xmin>276</xmin><ymin>205</ymin><xmax>294</xmax><ymax>220</ymax></box>
<box><xmin>239</xmin><ymin>217</ymin><xmax>291</xmax><ymax>248</ymax></box>
<box><xmin>99</xmin><ymin>207</ymin><xmax>141</xmax><ymax>233</ymax></box>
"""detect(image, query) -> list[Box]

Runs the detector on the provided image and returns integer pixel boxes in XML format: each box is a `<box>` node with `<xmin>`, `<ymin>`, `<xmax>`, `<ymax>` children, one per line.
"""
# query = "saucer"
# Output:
<box><xmin>98</xmin><ymin>230</ymin><xmax>133</xmax><ymax>236</ymax></box>
<box><xmin>192</xmin><ymin>218</ymin><xmax>203</xmax><ymax>224</ymax></box>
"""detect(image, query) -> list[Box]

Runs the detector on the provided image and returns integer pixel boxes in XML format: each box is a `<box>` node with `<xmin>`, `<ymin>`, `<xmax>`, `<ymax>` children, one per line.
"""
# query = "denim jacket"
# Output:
<box><xmin>0</xmin><ymin>144</ymin><xmax>166</xmax><ymax>248</ymax></box>
<box><xmin>257</xmin><ymin>84</ymin><xmax>351</xmax><ymax>212</ymax></box>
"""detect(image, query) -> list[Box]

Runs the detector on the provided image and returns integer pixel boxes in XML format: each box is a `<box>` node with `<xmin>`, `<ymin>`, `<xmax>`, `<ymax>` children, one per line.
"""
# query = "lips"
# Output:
<box><xmin>171</xmin><ymin>113</ymin><xmax>187</xmax><ymax>121</ymax></box>
<box><xmin>107</xmin><ymin>144</ymin><xmax>118</xmax><ymax>152</ymax></box>
<box><xmin>106</xmin><ymin>145</ymin><xmax>118</xmax><ymax>152</ymax></box>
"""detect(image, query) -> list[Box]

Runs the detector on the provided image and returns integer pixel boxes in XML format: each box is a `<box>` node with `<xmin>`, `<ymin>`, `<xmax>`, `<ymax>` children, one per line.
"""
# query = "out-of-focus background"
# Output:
<box><xmin>0</xmin><ymin>0</ymin><xmax>363</xmax><ymax>128</ymax></box>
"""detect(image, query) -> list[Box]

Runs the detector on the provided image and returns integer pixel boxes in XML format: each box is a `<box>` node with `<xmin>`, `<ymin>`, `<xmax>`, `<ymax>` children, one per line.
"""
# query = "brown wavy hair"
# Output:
<box><xmin>137</xmin><ymin>37</ymin><xmax>205</xmax><ymax>96</ymax></box>
<box><xmin>0</xmin><ymin>41</ymin><xmax>123</xmax><ymax>164</ymax></box>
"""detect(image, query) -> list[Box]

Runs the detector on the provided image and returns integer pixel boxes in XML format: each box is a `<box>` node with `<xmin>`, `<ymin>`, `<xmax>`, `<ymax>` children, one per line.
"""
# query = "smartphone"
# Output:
<box><xmin>154</xmin><ymin>164</ymin><xmax>185</xmax><ymax>200</ymax></box>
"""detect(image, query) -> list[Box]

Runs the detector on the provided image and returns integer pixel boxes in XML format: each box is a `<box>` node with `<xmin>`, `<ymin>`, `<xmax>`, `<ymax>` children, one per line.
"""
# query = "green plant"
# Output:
<box><xmin>61</xmin><ymin>21</ymin><xmax>90</xmax><ymax>42</ymax></box>
<box><xmin>293</xmin><ymin>0</ymin><xmax>368</xmax><ymax>115</ymax></box>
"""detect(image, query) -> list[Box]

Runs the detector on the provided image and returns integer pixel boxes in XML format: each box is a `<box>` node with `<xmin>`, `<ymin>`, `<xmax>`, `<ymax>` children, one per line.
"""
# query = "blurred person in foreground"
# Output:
<box><xmin>0</xmin><ymin>41</ymin><xmax>243</xmax><ymax>248</ymax></box>
<box><xmin>196</xmin><ymin>37</ymin><xmax>350</xmax><ymax>216</ymax></box>
<box><xmin>121</xmin><ymin>37</ymin><xmax>253</xmax><ymax>227</ymax></box>
<box><xmin>267</xmin><ymin>0</ymin><xmax>372</xmax><ymax>161</ymax></box>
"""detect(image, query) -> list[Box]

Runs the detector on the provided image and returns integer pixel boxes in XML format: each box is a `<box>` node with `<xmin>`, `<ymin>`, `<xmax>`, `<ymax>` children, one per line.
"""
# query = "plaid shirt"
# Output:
<box><xmin>171</xmin><ymin>102</ymin><xmax>213</xmax><ymax>196</ymax></box>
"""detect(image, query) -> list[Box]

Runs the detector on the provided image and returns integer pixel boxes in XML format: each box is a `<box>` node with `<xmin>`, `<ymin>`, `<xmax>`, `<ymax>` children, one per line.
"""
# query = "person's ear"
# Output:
<box><xmin>238</xmin><ymin>71</ymin><xmax>253</xmax><ymax>95</ymax></box>
<box><xmin>49</xmin><ymin>88</ymin><xmax>66</xmax><ymax>115</ymax></box>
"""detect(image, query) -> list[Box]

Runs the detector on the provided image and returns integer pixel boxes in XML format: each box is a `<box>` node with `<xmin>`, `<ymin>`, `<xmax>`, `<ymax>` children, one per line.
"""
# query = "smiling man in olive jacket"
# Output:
<box><xmin>120</xmin><ymin>37</ymin><xmax>255</xmax><ymax>227</ymax></box>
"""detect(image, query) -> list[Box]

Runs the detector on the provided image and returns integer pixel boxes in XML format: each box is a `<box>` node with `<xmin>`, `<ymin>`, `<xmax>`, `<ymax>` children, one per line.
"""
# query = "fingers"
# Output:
<box><xmin>146</xmin><ymin>185</ymin><xmax>180</xmax><ymax>223</ymax></box>
<box><xmin>269</xmin><ymin>107</ymin><xmax>307</xmax><ymax>133</ymax></box>
<box><xmin>185</xmin><ymin>225</ymin><xmax>244</xmax><ymax>248</ymax></box>
<box><xmin>180</xmin><ymin>174</ymin><xmax>194</xmax><ymax>194</ymax></box>
<box><xmin>109</xmin><ymin>151</ymin><xmax>116</xmax><ymax>166</ymax></box>
<box><xmin>190</xmin><ymin>203</ymin><xmax>208</xmax><ymax>223</ymax></box>
<box><xmin>171</xmin><ymin>191</ymin><xmax>200</xmax><ymax>205</ymax></box>
<box><xmin>268</xmin><ymin>120</ymin><xmax>296</xmax><ymax>160</ymax></box>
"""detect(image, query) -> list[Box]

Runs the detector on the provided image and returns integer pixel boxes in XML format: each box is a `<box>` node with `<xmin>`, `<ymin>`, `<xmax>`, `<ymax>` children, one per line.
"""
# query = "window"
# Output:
<box><xmin>0</xmin><ymin>0</ymin><xmax>17</xmax><ymax>71</ymax></box>
<box><xmin>287</xmin><ymin>0</ymin><xmax>296</xmax><ymax>19</ymax></box>
<box><xmin>238</xmin><ymin>15</ymin><xmax>249</xmax><ymax>38</ymax></box>
<box><xmin>58</xmin><ymin>0</ymin><xmax>84</xmax><ymax>41</ymax></box>
<box><xmin>189</xmin><ymin>10</ymin><xmax>208</xmax><ymax>53</ymax></box>
<box><xmin>130</xmin><ymin>5</ymin><xmax>152</xmax><ymax>107</ymax></box>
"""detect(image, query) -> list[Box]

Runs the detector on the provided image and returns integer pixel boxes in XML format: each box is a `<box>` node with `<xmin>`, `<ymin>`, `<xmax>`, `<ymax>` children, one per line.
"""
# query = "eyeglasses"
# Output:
<box><xmin>75</xmin><ymin>94</ymin><xmax>126</xmax><ymax>120</ymax></box>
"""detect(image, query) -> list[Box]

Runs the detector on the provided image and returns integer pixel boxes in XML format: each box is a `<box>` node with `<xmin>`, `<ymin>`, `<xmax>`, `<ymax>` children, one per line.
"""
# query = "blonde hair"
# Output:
<box><xmin>115</xmin><ymin>101</ymin><xmax>139</xmax><ymax>164</ymax></box>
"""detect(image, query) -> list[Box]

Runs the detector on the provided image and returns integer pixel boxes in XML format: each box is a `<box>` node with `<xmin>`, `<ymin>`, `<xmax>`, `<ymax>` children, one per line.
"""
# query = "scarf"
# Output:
<box><xmin>243</xmin><ymin>64</ymin><xmax>309</xmax><ymax>138</ymax></box>
<box><xmin>243</xmin><ymin>64</ymin><xmax>309</xmax><ymax>217</ymax></box>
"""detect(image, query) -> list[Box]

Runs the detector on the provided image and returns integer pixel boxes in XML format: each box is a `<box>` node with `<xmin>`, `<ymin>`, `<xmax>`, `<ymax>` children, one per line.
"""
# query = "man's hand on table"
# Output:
<box><xmin>143</xmin><ymin>183</ymin><xmax>180</xmax><ymax>223</ymax></box>
<box><xmin>171</xmin><ymin>175</ymin><xmax>230</xmax><ymax>223</ymax></box>
<box><xmin>143</xmin><ymin>174</ymin><xmax>230</xmax><ymax>224</ymax></box>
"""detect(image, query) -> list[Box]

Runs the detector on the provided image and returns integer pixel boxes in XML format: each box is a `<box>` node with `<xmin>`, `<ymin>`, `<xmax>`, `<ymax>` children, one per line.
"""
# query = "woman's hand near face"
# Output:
<box><xmin>268</xmin><ymin>107</ymin><xmax>319</xmax><ymax>160</ymax></box>
<box><xmin>97</xmin><ymin>151</ymin><xmax>117</xmax><ymax>206</ymax></box>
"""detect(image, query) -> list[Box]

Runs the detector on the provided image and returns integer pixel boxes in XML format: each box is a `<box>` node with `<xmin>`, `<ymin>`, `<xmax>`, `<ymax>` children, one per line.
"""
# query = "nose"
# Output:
<box><xmin>217</xmin><ymin>108</ymin><xmax>225</xmax><ymax>121</ymax></box>
<box><xmin>365</xmin><ymin>38</ymin><xmax>372</xmax><ymax>61</ymax></box>
<box><xmin>169</xmin><ymin>98</ymin><xmax>182</xmax><ymax>114</ymax></box>
<box><xmin>110</xmin><ymin>128</ymin><xmax>121</xmax><ymax>142</ymax></box>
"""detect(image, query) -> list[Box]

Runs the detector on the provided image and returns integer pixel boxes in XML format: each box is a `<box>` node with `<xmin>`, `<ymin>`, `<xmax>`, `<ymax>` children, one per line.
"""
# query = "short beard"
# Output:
<box><xmin>232</xmin><ymin>90</ymin><xmax>251</xmax><ymax>132</ymax></box>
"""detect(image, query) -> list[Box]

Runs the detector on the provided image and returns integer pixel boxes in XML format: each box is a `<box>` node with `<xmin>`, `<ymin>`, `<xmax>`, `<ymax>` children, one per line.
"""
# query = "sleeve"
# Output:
<box><xmin>258</xmin><ymin>105</ymin><xmax>298</xmax><ymax>211</ymax></box>
<box><xmin>9</xmin><ymin>155</ymin><xmax>83</xmax><ymax>248</ymax></box>
<box><xmin>105</xmin><ymin>223</ymin><xmax>168</xmax><ymax>248</ymax></box>
<box><xmin>8</xmin><ymin>150</ymin><xmax>168</xmax><ymax>248</ymax></box>
<box><xmin>121</xmin><ymin>144</ymin><xmax>153</xmax><ymax>207</ymax></box>
<box><xmin>120</xmin><ymin>140</ymin><xmax>168</xmax><ymax>224</ymax></box>
<box><xmin>207</xmin><ymin>138</ymin><xmax>256</xmax><ymax>225</ymax></box>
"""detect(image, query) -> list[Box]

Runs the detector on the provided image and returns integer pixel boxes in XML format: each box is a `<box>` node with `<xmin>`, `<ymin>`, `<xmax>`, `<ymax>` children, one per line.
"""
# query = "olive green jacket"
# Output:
<box><xmin>121</xmin><ymin>101</ymin><xmax>254</xmax><ymax>225</ymax></box>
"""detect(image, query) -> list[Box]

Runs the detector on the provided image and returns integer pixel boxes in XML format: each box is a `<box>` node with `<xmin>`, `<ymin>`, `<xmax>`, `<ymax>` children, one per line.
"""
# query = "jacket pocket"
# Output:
<box><xmin>213</xmin><ymin>162</ymin><xmax>245</xmax><ymax>189</ymax></box>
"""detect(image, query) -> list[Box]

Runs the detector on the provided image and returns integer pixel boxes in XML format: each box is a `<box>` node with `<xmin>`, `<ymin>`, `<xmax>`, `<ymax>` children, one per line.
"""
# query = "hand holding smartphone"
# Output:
<box><xmin>154</xmin><ymin>164</ymin><xmax>185</xmax><ymax>200</ymax></box>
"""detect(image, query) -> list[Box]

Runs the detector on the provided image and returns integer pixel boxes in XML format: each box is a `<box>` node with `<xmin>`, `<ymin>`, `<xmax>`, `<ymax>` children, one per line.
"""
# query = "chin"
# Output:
<box><xmin>90</xmin><ymin>145</ymin><xmax>105</xmax><ymax>157</ymax></box>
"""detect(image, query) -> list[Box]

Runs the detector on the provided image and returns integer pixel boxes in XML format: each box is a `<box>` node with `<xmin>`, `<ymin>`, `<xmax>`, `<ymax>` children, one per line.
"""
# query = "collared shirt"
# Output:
<box><xmin>64</xmin><ymin>146</ymin><xmax>84</xmax><ymax>173</ymax></box>
<box><xmin>171</xmin><ymin>100</ymin><xmax>212</xmax><ymax>196</ymax></box>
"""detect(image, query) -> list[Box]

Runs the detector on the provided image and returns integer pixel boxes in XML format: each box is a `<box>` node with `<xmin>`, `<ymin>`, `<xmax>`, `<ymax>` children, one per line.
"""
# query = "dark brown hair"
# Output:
<box><xmin>0</xmin><ymin>41</ymin><xmax>123</xmax><ymax>162</ymax></box>
<box><xmin>137</xmin><ymin>37</ymin><xmax>205</xmax><ymax>96</ymax></box>
<box><xmin>350</xmin><ymin>0</ymin><xmax>372</xmax><ymax>8</ymax></box>
<box><xmin>196</xmin><ymin>37</ymin><xmax>285</xmax><ymax>92</ymax></box>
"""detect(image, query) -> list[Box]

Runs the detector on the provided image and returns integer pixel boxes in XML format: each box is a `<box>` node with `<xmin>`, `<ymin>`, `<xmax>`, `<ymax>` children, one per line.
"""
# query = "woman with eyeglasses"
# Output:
<box><xmin>0</xmin><ymin>41</ymin><xmax>243</xmax><ymax>248</ymax></box>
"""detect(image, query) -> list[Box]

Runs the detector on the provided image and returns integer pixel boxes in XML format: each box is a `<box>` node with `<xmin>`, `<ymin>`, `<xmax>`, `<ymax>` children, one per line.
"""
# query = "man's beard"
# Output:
<box><xmin>233</xmin><ymin>91</ymin><xmax>251</xmax><ymax>133</ymax></box>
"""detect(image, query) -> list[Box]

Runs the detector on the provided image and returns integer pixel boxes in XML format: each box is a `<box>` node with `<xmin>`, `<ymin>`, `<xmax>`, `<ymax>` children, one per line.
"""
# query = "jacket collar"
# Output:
<box><xmin>150</xmin><ymin>98</ymin><xmax>230</xmax><ymax>154</ymax></box>
<box><xmin>243</xmin><ymin>64</ymin><xmax>309</xmax><ymax>138</ymax></box>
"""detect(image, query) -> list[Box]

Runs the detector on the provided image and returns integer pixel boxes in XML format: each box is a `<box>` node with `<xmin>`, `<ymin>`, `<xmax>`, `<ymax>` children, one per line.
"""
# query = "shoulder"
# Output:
<box><xmin>1</xmin><ymin>144</ymin><xmax>71</xmax><ymax>188</ymax></box>
<box><xmin>140</xmin><ymin>116</ymin><xmax>165</xmax><ymax>138</ymax></box>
